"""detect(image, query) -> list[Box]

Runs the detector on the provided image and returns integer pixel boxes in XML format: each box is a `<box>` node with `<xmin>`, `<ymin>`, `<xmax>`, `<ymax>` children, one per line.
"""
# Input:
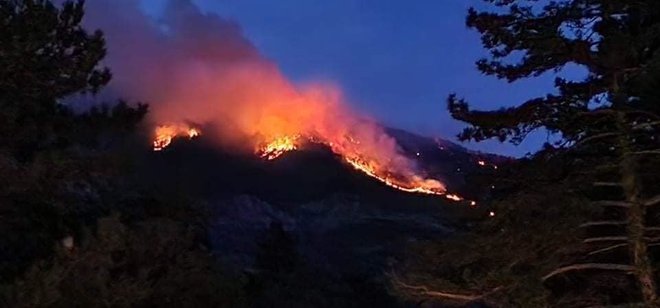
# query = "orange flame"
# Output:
<box><xmin>344</xmin><ymin>156</ymin><xmax>448</xmax><ymax>197</ymax></box>
<box><xmin>253</xmin><ymin>133</ymin><xmax>472</xmax><ymax>202</ymax></box>
<box><xmin>153</xmin><ymin>124</ymin><xmax>200</xmax><ymax>151</ymax></box>
<box><xmin>258</xmin><ymin>135</ymin><xmax>300</xmax><ymax>160</ymax></box>
<box><xmin>95</xmin><ymin>0</ymin><xmax>473</xmax><ymax>204</ymax></box>
<box><xmin>154</xmin><ymin>126</ymin><xmax>473</xmax><ymax>203</ymax></box>
<box><xmin>144</xmin><ymin>48</ymin><xmax>471</xmax><ymax>202</ymax></box>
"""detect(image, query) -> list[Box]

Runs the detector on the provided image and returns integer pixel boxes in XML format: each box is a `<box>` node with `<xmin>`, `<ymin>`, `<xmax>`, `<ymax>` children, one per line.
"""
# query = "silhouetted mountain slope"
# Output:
<box><xmin>130</xmin><ymin>126</ymin><xmax>504</xmax><ymax>306</ymax></box>
<box><xmin>139</xmin><ymin>126</ymin><xmax>506</xmax><ymax>204</ymax></box>
<box><xmin>385</xmin><ymin>127</ymin><xmax>508</xmax><ymax>193</ymax></box>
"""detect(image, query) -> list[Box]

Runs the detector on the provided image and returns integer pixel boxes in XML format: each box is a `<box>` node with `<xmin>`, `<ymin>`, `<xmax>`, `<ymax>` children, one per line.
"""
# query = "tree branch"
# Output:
<box><xmin>580</xmin><ymin>221</ymin><xmax>627</xmax><ymax>228</ymax></box>
<box><xmin>389</xmin><ymin>273</ymin><xmax>502</xmax><ymax>302</ymax></box>
<box><xmin>583</xmin><ymin>236</ymin><xmax>628</xmax><ymax>243</ymax></box>
<box><xmin>576</xmin><ymin>132</ymin><xmax>619</xmax><ymax>146</ymax></box>
<box><xmin>644</xmin><ymin>194</ymin><xmax>660</xmax><ymax>207</ymax></box>
<box><xmin>593</xmin><ymin>182</ymin><xmax>622</xmax><ymax>187</ymax></box>
<box><xmin>588</xmin><ymin>243</ymin><xmax>628</xmax><ymax>256</ymax></box>
<box><xmin>584</xmin><ymin>302</ymin><xmax>646</xmax><ymax>308</ymax></box>
<box><xmin>646</xmin><ymin>236</ymin><xmax>660</xmax><ymax>243</ymax></box>
<box><xmin>633</xmin><ymin>121</ymin><xmax>660</xmax><ymax>130</ymax></box>
<box><xmin>628</xmin><ymin>150</ymin><xmax>660</xmax><ymax>156</ymax></box>
<box><xmin>543</xmin><ymin>263</ymin><xmax>634</xmax><ymax>281</ymax></box>
<box><xmin>592</xmin><ymin>201</ymin><xmax>632</xmax><ymax>208</ymax></box>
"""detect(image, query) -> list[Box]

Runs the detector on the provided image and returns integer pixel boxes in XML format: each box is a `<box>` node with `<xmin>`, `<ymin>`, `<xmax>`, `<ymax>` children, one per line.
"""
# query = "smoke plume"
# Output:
<box><xmin>82</xmin><ymin>0</ymin><xmax>447</xmax><ymax>194</ymax></box>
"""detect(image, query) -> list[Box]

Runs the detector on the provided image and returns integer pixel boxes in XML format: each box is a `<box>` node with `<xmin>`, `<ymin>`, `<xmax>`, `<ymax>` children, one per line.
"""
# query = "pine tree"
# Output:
<box><xmin>447</xmin><ymin>0</ymin><xmax>660</xmax><ymax>305</ymax></box>
<box><xmin>0</xmin><ymin>0</ymin><xmax>147</xmax><ymax>282</ymax></box>
<box><xmin>0</xmin><ymin>0</ymin><xmax>112</xmax><ymax>159</ymax></box>
<box><xmin>449</xmin><ymin>0</ymin><xmax>660</xmax><ymax>144</ymax></box>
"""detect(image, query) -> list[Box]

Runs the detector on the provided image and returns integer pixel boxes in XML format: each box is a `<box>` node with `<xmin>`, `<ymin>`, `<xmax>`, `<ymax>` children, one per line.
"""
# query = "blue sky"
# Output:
<box><xmin>139</xmin><ymin>0</ymin><xmax>578</xmax><ymax>157</ymax></box>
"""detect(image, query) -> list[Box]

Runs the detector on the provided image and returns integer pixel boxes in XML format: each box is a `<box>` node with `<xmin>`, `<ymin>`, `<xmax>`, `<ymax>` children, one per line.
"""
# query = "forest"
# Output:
<box><xmin>1</xmin><ymin>0</ymin><xmax>660</xmax><ymax>307</ymax></box>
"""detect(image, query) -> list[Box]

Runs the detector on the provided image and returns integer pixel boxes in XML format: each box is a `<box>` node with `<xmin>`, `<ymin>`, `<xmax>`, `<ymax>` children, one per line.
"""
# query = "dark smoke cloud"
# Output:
<box><xmin>77</xmin><ymin>0</ymin><xmax>446</xmax><ymax>193</ymax></box>
<box><xmin>83</xmin><ymin>0</ymin><xmax>262</xmax><ymax>108</ymax></box>
<box><xmin>83</xmin><ymin>0</ymin><xmax>297</xmax><ymax>147</ymax></box>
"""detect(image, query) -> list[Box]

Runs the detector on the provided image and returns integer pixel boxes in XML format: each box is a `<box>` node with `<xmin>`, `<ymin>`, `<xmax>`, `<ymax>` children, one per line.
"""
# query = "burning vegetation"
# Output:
<box><xmin>153</xmin><ymin>124</ymin><xmax>200</xmax><ymax>151</ymax></box>
<box><xmin>90</xmin><ymin>0</ymin><xmax>471</xmax><ymax>203</ymax></box>
<box><xmin>257</xmin><ymin>135</ymin><xmax>300</xmax><ymax>160</ymax></box>
<box><xmin>152</xmin><ymin>125</ymin><xmax>473</xmax><ymax>203</ymax></box>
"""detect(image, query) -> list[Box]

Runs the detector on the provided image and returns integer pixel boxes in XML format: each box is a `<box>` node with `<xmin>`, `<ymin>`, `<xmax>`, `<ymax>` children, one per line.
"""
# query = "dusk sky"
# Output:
<box><xmin>138</xmin><ymin>0</ymin><xmax>581</xmax><ymax>157</ymax></box>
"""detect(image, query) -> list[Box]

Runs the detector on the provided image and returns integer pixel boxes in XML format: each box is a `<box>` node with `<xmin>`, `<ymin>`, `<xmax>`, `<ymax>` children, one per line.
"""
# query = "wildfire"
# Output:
<box><xmin>153</xmin><ymin>126</ymin><xmax>473</xmax><ymax>204</ymax></box>
<box><xmin>258</xmin><ymin>135</ymin><xmax>300</xmax><ymax>160</ymax></box>
<box><xmin>445</xmin><ymin>194</ymin><xmax>463</xmax><ymax>201</ymax></box>
<box><xmin>251</xmin><ymin>133</ymin><xmax>472</xmax><ymax>203</ymax></box>
<box><xmin>107</xmin><ymin>0</ymin><xmax>477</xmax><ymax>206</ymax></box>
<box><xmin>153</xmin><ymin>124</ymin><xmax>200</xmax><ymax>151</ymax></box>
<box><xmin>344</xmin><ymin>157</ymin><xmax>445</xmax><ymax>194</ymax></box>
<box><xmin>477</xmin><ymin>159</ymin><xmax>498</xmax><ymax>170</ymax></box>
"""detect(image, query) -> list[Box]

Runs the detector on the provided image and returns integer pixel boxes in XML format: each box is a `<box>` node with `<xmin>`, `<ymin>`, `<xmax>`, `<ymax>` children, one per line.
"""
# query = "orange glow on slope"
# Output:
<box><xmin>153</xmin><ymin>125</ymin><xmax>200</xmax><ymax>151</ymax></box>
<box><xmin>95</xmin><ymin>0</ymin><xmax>475</xmax><ymax>204</ymax></box>
<box><xmin>144</xmin><ymin>42</ymin><xmax>469</xmax><ymax>202</ymax></box>
<box><xmin>252</xmin><ymin>133</ymin><xmax>472</xmax><ymax>202</ymax></box>
<box><xmin>156</xmin><ymin>126</ymin><xmax>472</xmax><ymax>202</ymax></box>
<box><xmin>257</xmin><ymin>135</ymin><xmax>300</xmax><ymax>160</ymax></box>
<box><xmin>343</xmin><ymin>156</ymin><xmax>447</xmax><ymax>196</ymax></box>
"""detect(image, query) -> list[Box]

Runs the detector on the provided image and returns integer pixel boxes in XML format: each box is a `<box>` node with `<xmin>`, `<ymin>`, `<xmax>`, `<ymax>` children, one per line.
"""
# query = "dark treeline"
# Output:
<box><xmin>0</xmin><ymin>2</ymin><xmax>407</xmax><ymax>307</ymax></box>
<box><xmin>0</xmin><ymin>1</ymin><xmax>249</xmax><ymax>306</ymax></box>
<box><xmin>2</xmin><ymin>0</ymin><xmax>660</xmax><ymax>307</ymax></box>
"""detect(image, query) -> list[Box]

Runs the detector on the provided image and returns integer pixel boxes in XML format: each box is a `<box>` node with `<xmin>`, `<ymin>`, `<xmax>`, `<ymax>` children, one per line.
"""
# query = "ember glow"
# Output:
<box><xmin>251</xmin><ymin>133</ymin><xmax>469</xmax><ymax>201</ymax></box>
<box><xmin>153</xmin><ymin>125</ymin><xmax>469</xmax><ymax>201</ymax></box>
<box><xmin>445</xmin><ymin>194</ymin><xmax>463</xmax><ymax>201</ymax></box>
<box><xmin>343</xmin><ymin>156</ymin><xmax>447</xmax><ymax>196</ymax></box>
<box><xmin>153</xmin><ymin>124</ymin><xmax>200</xmax><ymax>151</ymax></box>
<box><xmin>258</xmin><ymin>135</ymin><xmax>300</xmax><ymax>160</ymax></box>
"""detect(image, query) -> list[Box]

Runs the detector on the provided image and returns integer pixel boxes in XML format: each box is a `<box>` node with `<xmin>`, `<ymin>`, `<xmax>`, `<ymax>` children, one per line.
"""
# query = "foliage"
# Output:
<box><xmin>0</xmin><ymin>214</ymin><xmax>246</xmax><ymax>307</ymax></box>
<box><xmin>0</xmin><ymin>0</ymin><xmax>116</xmax><ymax>160</ymax></box>
<box><xmin>0</xmin><ymin>2</ymin><xmax>247</xmax><ymax>306</ymax></box>
<box><xmin>398</xmin><ymin>0</ymin><xmax>660</xmax><ymax>306</ymax></box>
<box><xmin>247</xmin><ymin>222</ymin><xmax>402</xmax><ymax>308</ymax></box>
<box><xmin>448</xmin><ymin>0</ymin><xmax>660</xmax><ymax>144</ymax></box>
<box><xmin>393</xmin><ymin>152</ymin><xmax>596</xmax><ymax>307</ymax></box>
<box><xmin>0</xmin><ymin>0</ymin><xmax>152</xmax><ymax>282</ymax></box>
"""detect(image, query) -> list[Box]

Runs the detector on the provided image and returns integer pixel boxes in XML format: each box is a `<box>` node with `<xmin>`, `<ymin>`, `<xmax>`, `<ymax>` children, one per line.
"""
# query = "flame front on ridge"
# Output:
<box><xmin>153</xmin><ymin>129</ymin><xmax>472</xmax><ymax>203</ymax></box>
<box><xmin>257</xmin><ymin>135</ymin><xmax>300</xmax><ymax>160</ymax></box>
<box><xmin>253</xmin><ymin>133</ymin><xmax>471</xmax><ymax>202</ymax></box>
<box><xmin>153</xmin><ymin>124</ymin><xmax>200</xmax><ymax>151</ymax></box>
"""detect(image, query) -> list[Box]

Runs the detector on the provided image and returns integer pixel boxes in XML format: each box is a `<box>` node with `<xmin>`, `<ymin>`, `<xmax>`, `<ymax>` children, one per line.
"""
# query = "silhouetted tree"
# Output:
<box><xmin>0</xmin><ymin>0</ymin><xmax>118</xmax><ymax>159</ymax></box>
<box><xmin>404</xmin><ymin>0</ymin><xmax>660</xmax><ymax>306</ymax></box>
<box><xmin>448</xmin><ymin>0</ymin><xmax>660</xmax><ymax>146</ymax></box>
<box><xmin>1</xmin><ymin>214</ymin><xmax>246</xmax><ymax>307</ymax></box>
<box><xmin>0</xmin><ymin>0</ymin><xmax>148</xmax><ymax>282</ymax></box>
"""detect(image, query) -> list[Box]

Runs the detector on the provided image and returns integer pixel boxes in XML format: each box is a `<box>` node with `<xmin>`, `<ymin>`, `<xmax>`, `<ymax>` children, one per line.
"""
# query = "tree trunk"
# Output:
<box><xmin>616</xmin><ymin>112</ymin><xmax>658</xmax><ymax>305</ymax></box>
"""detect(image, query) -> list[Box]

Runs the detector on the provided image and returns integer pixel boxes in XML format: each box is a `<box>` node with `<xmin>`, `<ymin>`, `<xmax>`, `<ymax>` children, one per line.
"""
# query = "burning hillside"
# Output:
<box><xmin>258</xmin><ymin>135</ymin><xmax>300</xmax><ymax>160</ymax></box>
<box><xmin>85</xmin><ymin>0</ymin><xmax>468</xmax><ymax>202</ymax></box>
<box><xmin>153</xmin><ymin>124</ymin><xmax>472</xmax><ymax>202</ymax></box>
<box><xmin>254</xmin><ymin>132</ymin><xmax>456</xmax><ymax>199</ymax></box>
<box><xmin>153</xmin><ymin>124</ymin><xmax>200</xmax><ymax>151</ymax></box>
